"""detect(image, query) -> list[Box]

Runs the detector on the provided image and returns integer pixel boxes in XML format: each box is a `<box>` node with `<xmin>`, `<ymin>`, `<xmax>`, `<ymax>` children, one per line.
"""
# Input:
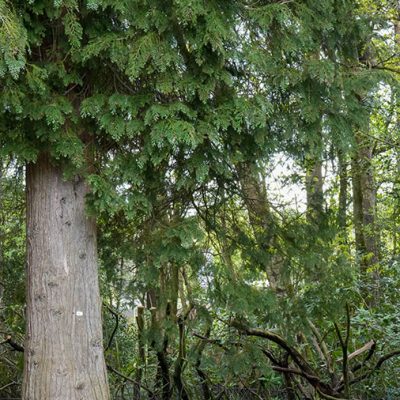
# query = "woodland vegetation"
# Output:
<box><xmin>1</xmin><ymin>0</ymin><xmax>400</xmax><ymax>399</ymax></box>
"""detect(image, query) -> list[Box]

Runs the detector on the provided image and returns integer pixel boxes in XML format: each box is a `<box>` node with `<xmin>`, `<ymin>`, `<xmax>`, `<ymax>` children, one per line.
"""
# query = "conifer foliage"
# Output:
<box><xmin>1</xmin><ymin>0</ymin><xmax>400</xmax><ymax>399</ymax></box>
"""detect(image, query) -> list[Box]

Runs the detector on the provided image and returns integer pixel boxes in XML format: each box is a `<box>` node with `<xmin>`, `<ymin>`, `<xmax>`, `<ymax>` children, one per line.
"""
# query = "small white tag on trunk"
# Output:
<box><xmin>76</xmin><ymin>311</ymin><xmax>83</xmax><ymax>317</ymax></box>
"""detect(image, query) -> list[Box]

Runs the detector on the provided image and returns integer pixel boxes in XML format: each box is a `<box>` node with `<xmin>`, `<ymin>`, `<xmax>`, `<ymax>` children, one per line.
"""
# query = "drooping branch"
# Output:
<box><xmin>104</xmin><ymin>303</ymin><xmax>120</xmax><ymax>352</ymax></box>
<box><xmin>229</xmin><ymin>320</ymin><xmax>338</xmax><ymax>397</ymax></box>
<box><xmin>336</xmin><ymin>350</ymin><xmax>400</xmax><ymax>390</ymax></box>
<box><xmin>230</xmin><ymin>320</ymin><xmax>316</xmax><ymax>377</ymax></box>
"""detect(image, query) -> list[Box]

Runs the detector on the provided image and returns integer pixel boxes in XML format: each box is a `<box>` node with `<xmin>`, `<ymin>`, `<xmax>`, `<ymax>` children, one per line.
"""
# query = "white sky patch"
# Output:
<box><xmin>266</xmin><ymin>153</ymin><xmax>307</xmax><ymax>213</ymax></box>
<box><xmin>266</xmin><ymin>152</ymin><xmax>336</xmax><ymax>214</ymax></box>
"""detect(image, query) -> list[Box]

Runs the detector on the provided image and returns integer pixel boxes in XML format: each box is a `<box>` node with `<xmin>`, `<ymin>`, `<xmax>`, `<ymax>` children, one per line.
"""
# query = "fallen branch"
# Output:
<box><xmin>334</xmin><ymin>349</ymin><xmax>400</xmax><ymax>392</ymax></box>
<box><xmin>0</xmin><ymin>336</ymin><xmax>24</xmax><ymax>353</ymax></box>
<box><xmin>230</xmin><ymin>320</ymin><xmax>316</xmax><ymax>378</ymax></box>
<box><xmin>0</xmin><ymin>380</ymin><xmax>17</xmax><ymax>392</ymax></box>
<box><xmin>337</xmin><ymin>340</ymin><xmax>375</xmax><ymax>364</ymax></box>
<box><xmin>229</xmin><ymin>320</ymin><xmax>339</xmax><ymax>397</ymax></box>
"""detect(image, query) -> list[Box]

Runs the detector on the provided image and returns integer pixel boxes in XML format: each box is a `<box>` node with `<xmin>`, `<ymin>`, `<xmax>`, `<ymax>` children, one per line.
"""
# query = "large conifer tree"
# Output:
<box><xmin>0</xmin><ymin>0</ymin><xmax>244</xmax><ymax>397</ymax></box>
<box><xmin>0</xmin><ymin>1</ymin><xmax>115</xmax><ymax>398</ymax></box>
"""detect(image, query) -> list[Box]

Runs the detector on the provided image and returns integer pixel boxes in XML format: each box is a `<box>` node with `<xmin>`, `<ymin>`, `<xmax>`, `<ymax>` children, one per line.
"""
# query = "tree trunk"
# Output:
<box><xmin>237</xmin><ymin>161</ymin><xmax>285</xmax><ymax>293</ymax></box>
<box><xmin>393</xmin><ymin>11</ymin><xmax>400</xmax><ymax>255</ymax></box>
<box><xmin>305</xmin><ymin>157</ymin><xmax>324</xmax><ymax>223</ymax></box>
<box><xmin>352</xmin><ymin>130</ymin><xmax>380</xmax><ymax>303</ymax></box>
<box><xmin>172</xmin><ymin>315</ymin><xmax>189</xmax><ymax>400</ymax></box>
<box><xmin>147</xmin><ymin>286</ymin><xmax>171</xmax><ymax>400</ymax></box>
<box><xmin>359</xmin><ymin>139</ymin><xmax>379</xmax><ymax>267</ymax></box>
<box><xmin>147</xmin><ymin>260</ymin><xmax>180</xmax><ymax>400</ymax></box>
<box><xmin>351</xmin><ymin>157</ymin><xmax>365</xmax><ymax>255</ymax></box>
<box><xmin>337</xmin><ymin>152</ymin><xmax>348</xmax><ymax>233</ymax></box>
<box><xmin>194</xmin><ymin>326</ymin><xmax>213</xmax><ymax>400</ymax></box>
<box><xmin>23</xmin><ymin>154</ymin><xmax>110</xmax><ymax>400</ymax></box>
<box><xmin>134</xmin><ymin>305</ymin><xmax>146</xmax><ymax>399</ymax></box>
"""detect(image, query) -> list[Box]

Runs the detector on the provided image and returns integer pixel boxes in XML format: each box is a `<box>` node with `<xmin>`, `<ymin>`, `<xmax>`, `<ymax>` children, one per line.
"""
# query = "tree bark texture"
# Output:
<box><xmin>351</xmin><ymin>157</ymin><xmax>365</xmax><ymax>255</ymax></box>
<box><xmin>337</xmin><ymin>152</ymin><xmax>348</xmax><ymax>232</ymax></box>
<box><xmin>352</xmin><ymin>133</ymin><xmax>380</xmax><ymax>267</ymax></box>
<box><xmin>305</xmin><ymin>157</ymin><xmax>324</xmax><ymax>223</ymax></box>
<box><xmin>352</xmin><ymin>130</ymin><xmax>380</xmax><ymax>304</ymax></box>
<box><xmin>23</xmin><ymin>154</ymin><xmax>110</xmax><ymax>400</ymax></box>
<box><xmin>359</xmin><ymin>141</ymin><xmax>380</xmax><ymax>267</ymax></box>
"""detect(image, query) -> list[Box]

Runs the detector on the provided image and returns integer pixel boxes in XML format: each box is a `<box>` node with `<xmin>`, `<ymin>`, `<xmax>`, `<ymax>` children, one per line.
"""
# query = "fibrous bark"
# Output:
<box><xmin>23</xmin><ymin>154</ymin><xmax>110</xmax><ymax>400</ymax></box>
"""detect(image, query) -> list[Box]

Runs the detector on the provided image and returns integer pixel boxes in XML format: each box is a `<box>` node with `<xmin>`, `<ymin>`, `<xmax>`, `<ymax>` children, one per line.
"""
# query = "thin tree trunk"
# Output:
<box><xmin>23</xmin><ymin>154</ymin><xmax>110</xmax><ymax>400</ymax></box>
<box><xmin>393</xmin><ymin>10</ymin><xmax>400</xmax><ymax>255</ymax></box>
<box><xmin>338</xmin><ymin>152</ymin><xmax>348</xmax><ymax>233</ymax></box>
<box><xmin>134</xmin><ymin>306</ymin><xmax>146</xmax><ymax>399</ymax></box>
<box><xmin>305</xmin><ymin>157</ymin><xmax>324</xmax><ymax>223</ymax></box>
<box><xmin>282</xmin><ymin>354</ymin><xmax>296</xmax><ymax>400</ymax></box>
<box><xmin>352</xmin><ymin>130</ymin><xmax>380</xmax><ymax>303</ymax></box>
<box><xmin>350</xmin><ymin>40</ymin><xmax>381</xmax><ymax>303</ymax></box>
<box><xmin>172</xmin><ymin>315</ymin><xmax>189</xmax><ymax>400</ymax></box>
<box><xmin>194</xmin><ymin>326</ymin><xmax>213</xmax><ymax>400</ymax></box>
<box><xmin>148</xmin><ymin>282</ymin><xmax>172</xmax><ymax>400</ymax></box>
<box><xmin>237</xmin><ymin>161</ymin><xmax>285</xmax><ymax>293</ymax></box>
<box><xmin>305</xmin><ymin>55</ymin><xmax>324</xmax><ymax>225</ymax></box>
<box><xmin>351</xmin><ymin>157</ymin><xmax>365</xmax><ymax>255</ymax></box>
<box><xmin>156</xmin><ymin>347</ymin><xmax>171</xmax><ymax>400</ymax></box>
<box><xmin>359</xmin><ymin>139</ymin><xmax>379</xmax><ymax>267</ymax></box>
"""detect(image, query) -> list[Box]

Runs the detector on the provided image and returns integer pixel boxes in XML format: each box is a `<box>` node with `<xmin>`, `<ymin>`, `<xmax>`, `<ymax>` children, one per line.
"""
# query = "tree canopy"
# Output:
<box><xmin>1</xmin><ymin>0</ymin><xmax>400</xmax><ymax>399</ymax></box>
